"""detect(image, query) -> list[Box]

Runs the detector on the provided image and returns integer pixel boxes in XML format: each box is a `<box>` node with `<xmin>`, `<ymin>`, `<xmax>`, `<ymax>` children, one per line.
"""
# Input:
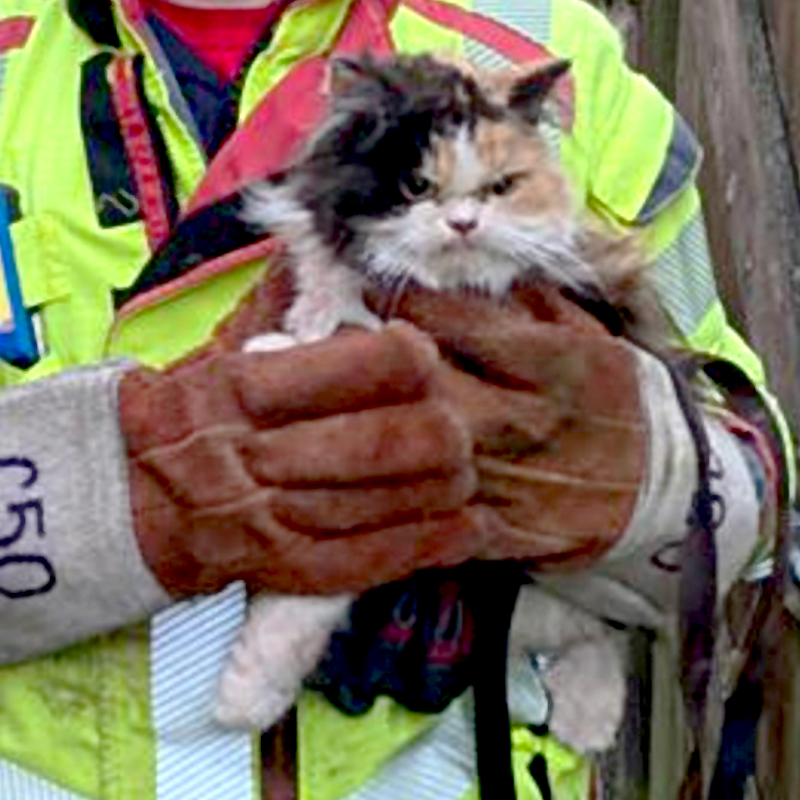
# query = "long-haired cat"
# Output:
<box><xmin>216</xmin><ymin>54</ymin><xmax>657</xmax><ymax>759</ymax></box>
<box><xmin>241</xmin><ymin>53</ymin><xmax>659</xmax><ymax>350</ymax></box>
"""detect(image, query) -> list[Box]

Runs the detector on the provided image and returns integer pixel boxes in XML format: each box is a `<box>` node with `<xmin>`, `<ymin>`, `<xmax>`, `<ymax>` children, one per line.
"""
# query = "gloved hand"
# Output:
<box><xmin>370</xmin><ymin>282</ymin><xmax>647</xmax><ymax>570</ymax></box>
<box><xmin>120</xmin><ymin>276</ymin><xmax>486</xmax><ymax>599</ymax></box>
<box><xmin>308</xmin><ymin>283</ymin><xmax>647</xmax><ymax>718</ymax></box>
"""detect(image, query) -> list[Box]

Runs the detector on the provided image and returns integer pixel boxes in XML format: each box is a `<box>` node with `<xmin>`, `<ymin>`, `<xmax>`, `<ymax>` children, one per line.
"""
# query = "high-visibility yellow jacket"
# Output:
<box><xmin>0</xmin><ymin>0</ymin><xmax>785</xmax><ymax>798</ymax></box>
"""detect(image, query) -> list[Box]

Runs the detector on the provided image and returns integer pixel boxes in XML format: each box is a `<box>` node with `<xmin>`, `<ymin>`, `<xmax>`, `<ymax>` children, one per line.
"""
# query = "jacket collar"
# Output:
<box><xmin>67</xmin><ymin>0</ymin><xmax>122</xmax><ymax>45</ymax></box>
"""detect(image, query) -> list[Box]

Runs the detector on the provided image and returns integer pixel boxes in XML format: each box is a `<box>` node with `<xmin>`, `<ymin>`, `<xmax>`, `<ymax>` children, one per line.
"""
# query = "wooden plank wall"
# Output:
<box><xmin>678</xmin><ymin>0</ymin><xmax>800</xmax><ymax>427</ymax></box>
<box><xmin>763</xmin><ymin>0</ymin><xmax>800</xmax><ymax>172</ymax></box>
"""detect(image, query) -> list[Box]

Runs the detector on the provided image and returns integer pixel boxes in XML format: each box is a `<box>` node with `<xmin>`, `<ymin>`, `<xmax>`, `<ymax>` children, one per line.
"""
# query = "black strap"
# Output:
<box><xmin>679</xmin><ymin>357</ymin><xmax>793</xmax><ymax>799</ymax></box>
<box><xmin>668</xmin><ymin>359</ymin><xmax>718</xmax><ymax>737</ymax></box>
<box><xmin>465</xmin><ymin>561</ymin><xmax>526</xmax><ymax>800</ymax></box>
<box><xmin>528</xmin><ymin>754</ymin><xmax>553</xmax><ymax>800</ymax></box>
<box><xmin>67</xmin><ymin>0</ymin><xmax>121</xmax><ymax>47</ymax></box>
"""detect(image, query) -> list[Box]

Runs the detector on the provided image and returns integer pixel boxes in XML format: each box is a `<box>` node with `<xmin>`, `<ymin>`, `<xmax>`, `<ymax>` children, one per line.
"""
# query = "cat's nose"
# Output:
<box><xmin>446</xmin><ymin>216</ymin><xmax>478</xmax><ymax>236</ymax></box>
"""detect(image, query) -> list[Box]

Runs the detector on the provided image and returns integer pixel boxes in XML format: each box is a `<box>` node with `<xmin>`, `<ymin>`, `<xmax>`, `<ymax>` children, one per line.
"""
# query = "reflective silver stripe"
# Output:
<box><xmin>340</xmin><ymin>658</ymin><xmax>549</xmax><ymax>800</ymax></box>
<box><xmin>636</xmin><ymin>112</ymin><xmax>701</xmax><ymax>224</ymax></box>
<box><xmin>136</xmin><ymin>23</ymin><xmax>204</xmax><ymax>150</ymax></box>
<box><xmin>462</xmin><ymin>0</ymin><xmax>551</xmax><ymax>68</ymax></box>
<box><xmin>462</xmin><ymin>38</ymin><xmax>511</xmax><ymax>70</ymax></box>
<box><xmin>348</xmin><ymin>699</ymin><xmax>475</xmax><ymax>800</ymax></box>
<box><xmin>473</xmin><ymin>0</ymin><xmax>550</xmax><ymax>41</ymax></box>
<box><xmin>0</xmin><ymin>759</ymin><xmax>89</xmax><ymax>799</ymax></box>
<box><xmin>654</xmin><ymin>213</ymin><xmax>717</xmax><ymax>337</ymax></box>
<box><xmin>152</xmin><ymin>582</ymin><xmax>255</xmax><ymax>800</ymax></box>
<box><xmin>462</xmin><ymin>0</ymin><xmax>559</xmax><ymax>159</ymax></box>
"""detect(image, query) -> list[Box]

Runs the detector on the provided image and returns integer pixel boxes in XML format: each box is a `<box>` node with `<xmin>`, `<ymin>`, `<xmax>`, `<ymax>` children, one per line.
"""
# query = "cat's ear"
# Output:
<box><xmin>325</xmin><ymin>57</ymin><xmax>374</xmax><ymax>96</ymax></box>
<box><xmin>507</xmin><ymin>59</ymin><xmax>571</xmax><ymax>124</ymax></box>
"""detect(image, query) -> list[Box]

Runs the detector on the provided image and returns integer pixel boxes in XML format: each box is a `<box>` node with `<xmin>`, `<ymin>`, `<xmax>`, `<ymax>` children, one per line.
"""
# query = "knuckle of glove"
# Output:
<box><xmin>240</xmin><ymin>398</ymin><xmax>473</xmax><ymax>486</ymax></box>
<box><xmin>264</xmin><ymin>508</ymin><xmax>488</xmax><ymax>594</ymax></box>
<box><xmin>261</xmin><ymin>398</ymin><xmax>477</xmax><ymax>532</ymax></box>
<box><xmin>230</xmin><ymin>322</ymin><xmax>441</xmax><ymax>423</ymax></box>
<box><xmin>119</xmin><ymin>320</ymin><xmax>442</xmax><ymax>454</ymax></box>
<box><xmin>408</xmin><ymin>292</ymin><xmax>649</xmax><ymax>570</ymax></box>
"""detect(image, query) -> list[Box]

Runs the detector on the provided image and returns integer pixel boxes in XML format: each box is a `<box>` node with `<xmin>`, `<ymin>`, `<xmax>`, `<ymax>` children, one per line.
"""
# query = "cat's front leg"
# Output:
<box><xmin>216</xmin><ymin>593</ymin><xmax>353</xmax><ymax>730</ymax></box>
<box><xmin>286</xmin><ymin>254</ymin><xmax>382</xmax><ymax>343</ymax></box>
<box><xmin>243</xmin><ymin>258</ymin><xmax>381</xmax><ymax>353</ymax></box>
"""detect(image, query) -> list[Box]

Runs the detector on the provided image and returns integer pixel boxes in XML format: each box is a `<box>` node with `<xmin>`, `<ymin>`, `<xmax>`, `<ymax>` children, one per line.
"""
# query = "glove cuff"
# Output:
<box><xmin>0</xmin><ymin>363</ymin><xmax>171</xmax><ymax>662</ymax></box>
<box><xmin>536</xmin><ymin>347</ymin><xmax>761</xmax><ymax>630</ymax></box>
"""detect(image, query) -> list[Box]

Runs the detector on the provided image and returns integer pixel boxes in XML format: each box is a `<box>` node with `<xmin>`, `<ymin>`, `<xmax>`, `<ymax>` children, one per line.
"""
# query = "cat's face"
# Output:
<box><xmin>356</xmin><ymin>112</ymin><xmax>575</xmax><ymax>294</ymax></box>
<box><xmin>295</xmin><ymin>55</ymin><xmax>591</xmax><ymax>295</ymax></box>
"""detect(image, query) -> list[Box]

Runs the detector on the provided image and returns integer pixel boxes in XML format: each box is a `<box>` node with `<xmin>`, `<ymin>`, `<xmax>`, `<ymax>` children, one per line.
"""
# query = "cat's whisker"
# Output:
<box><xmin>386</xmin><ymin>270</ymin><xmax>415</xmax><ymax>319</ymax></box>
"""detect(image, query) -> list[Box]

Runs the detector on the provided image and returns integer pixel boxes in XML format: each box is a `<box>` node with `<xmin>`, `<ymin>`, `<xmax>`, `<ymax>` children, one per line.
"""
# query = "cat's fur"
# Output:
<box><xmin>242</xmin><ymin>54</ymin><xmax>662</xmax><ymax>350</ymax></box>
<box><xmin>216</xmin><ymin>54</ymin><xmax>661</xmax><ymax>743</ymax></box>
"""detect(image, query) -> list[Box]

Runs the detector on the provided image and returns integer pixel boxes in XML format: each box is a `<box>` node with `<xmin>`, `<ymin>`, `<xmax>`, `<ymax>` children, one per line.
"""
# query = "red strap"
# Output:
<box><xmin>185</xmin><ymin>57</ymin><xmax>328</xmax><ymax>215</ymax></box>
<box><xmin>402</xmin><ymin>0</ymin><xmax>574</xmax><ymax>128</ymax></box>
<box><xmin>186</xmin><ymin>0</ymin><xmax>396</xmax><ymax>213</ymax></box>
<box><xmin>0</xmin><ymin>16</ymin><xmax>34</xmax><ymax>53</ymax></box>
<box><xmin>107</xmin><ymin>56</ymin><xmax>173</xmax><ymax>251</ymax></box>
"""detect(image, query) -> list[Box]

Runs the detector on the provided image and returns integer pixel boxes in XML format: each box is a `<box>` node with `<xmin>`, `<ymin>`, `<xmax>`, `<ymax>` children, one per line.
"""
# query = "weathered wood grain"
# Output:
<box><xmin>676</xmin><ymin>0</ymin><xmax>800</xmax><ymax>426</ymax></box>
<box><xmin>763</xmin><ymin>0</ymin><xmax>800</xmax><ymax>175</ymax></box>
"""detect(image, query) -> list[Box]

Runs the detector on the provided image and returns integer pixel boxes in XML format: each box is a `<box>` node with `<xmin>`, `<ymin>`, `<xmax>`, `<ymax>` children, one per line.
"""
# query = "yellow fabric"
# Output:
<box><xmin>239</xmin><ymin>0</ymin><xmax>353</xmax><ymax>120</ymax></box>
<box><xmin>299</xmin><ymin>694</ymin><xmax>439</xmax><ymax>800</ymax></box>
<box><xmin>391</xmin><ymin>1</ymin><xmax>466</xmax><ymax>58</ymax></box>
<box><xmin>554</xmin><ymin>0</ymin><xmax>675</xmax><ymax>224</ymax></box>
<box><xmin>456</xmin><ymin>730</ymin><xmax>591</xmax><ymax>800</ymax></box>
<box><xmin>510</xmin><ymin>729</ymin><xmax>591</xmax><ymax>800</ymax></box>
<box><xmin>299</xmin><ymin>695</ymin><xmax>592</xmax><ymax>800</ymax></box>
<box><xmin>0</xmin><ymin>0</ymin><xmax>368</xmax><ymax>797</ymax></box>
<box><xmin>0</xmin><ymin>625</ymin><xmax>155</xmax><ymax>800</ymax></box>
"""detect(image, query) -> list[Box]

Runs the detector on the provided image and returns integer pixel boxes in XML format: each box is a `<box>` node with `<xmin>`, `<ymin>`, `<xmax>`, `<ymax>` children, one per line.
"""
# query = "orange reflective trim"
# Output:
<box><xmin>0</xmin><ymin>16</ymin><xmax>33</xmax><ymax>53</ymax></box>
<box><xmin>107</xmin><ymin>55</ymin><xmax>173</xmax><ymax>252</ymax></box>
<box><xmin>113</xmin><ymin>236</ymin><xmax>283</xmax><ymax>322</ymax></box>
<box><xmin>186</xmin><ymin>0</ymin><xmax>397</xmax><ymax>213</ymax></box>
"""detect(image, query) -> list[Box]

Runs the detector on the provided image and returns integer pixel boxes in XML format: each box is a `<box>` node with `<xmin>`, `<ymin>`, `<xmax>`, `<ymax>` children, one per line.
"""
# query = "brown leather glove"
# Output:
<box><xmin>120</xmin><ymin>274</ymin><xmax>484</xmax><ymax>598</ymax></box>
<box><xmin>372</xmin><ymin>283</ymin><xmax>647</xmax><ymax>571</ymax></box>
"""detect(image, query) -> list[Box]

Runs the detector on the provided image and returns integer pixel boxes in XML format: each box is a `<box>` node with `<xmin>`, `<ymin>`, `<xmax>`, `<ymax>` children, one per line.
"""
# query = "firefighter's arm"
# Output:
<box><xmin>558</xmin><ymin>1</ymin><xmax>792</xmax><ymax>607</ymax></box>
<box><xmin>0</xmin><ymin>310</ymin><xmax>489</xmax><ymax>664</ymax></box>
<box><xmin>387</xmin><ymin>284</ymin><xmax>773</xmax><ymax>626</ymax></box>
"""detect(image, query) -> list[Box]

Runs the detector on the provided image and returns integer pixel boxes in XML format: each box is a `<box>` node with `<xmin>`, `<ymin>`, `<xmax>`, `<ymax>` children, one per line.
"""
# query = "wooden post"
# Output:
<box><xmin>762</xmin><ymin>0</ymin><xmax>800</xmax><ymax>176</ymax></box>
<box><xmin>676</xmin><ymin>4</ymin><xmax>800</xmax><ymax>797</ymax></box>
<box><xmin>675</xmin><ymin>0</ymin><xmax>800</xmax><ymax>429</ymax></box>
<box><xmin>636</xmin><ymin>0</ymin><xmax>682</xmax><ymax>100</ymax></box>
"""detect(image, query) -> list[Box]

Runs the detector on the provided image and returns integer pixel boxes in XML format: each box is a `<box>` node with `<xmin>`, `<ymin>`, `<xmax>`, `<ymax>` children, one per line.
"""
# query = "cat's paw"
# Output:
<box><xmin>215</xmin><ymin>593</ymin><xmax>352</xmax><ymax>730</ymax></box>
<box><xmin>242</xmin><ymin>332</ymin><xmax>301</xmax><ymax>353</ymax></box>
<box><xmin>539</xmin><ymin>636</ymin><xmax>626</xmax><ymax>753</ymax></box>
<box><xmin>286</xmin><ymin>295</ymin><xmax>382</xmax><ymax>343</ymax></box>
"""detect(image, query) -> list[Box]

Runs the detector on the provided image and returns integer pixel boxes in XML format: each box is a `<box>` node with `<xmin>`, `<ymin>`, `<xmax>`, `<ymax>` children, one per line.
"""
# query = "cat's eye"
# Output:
<box><xmin>490</xmin><ymin>175</ymin><xmax>516</xmax><ymax>196</ymax></box>
<box><xmin>400</xmin><ymin>174</ymin><xmax>436</xmax><ymax>201</ymax></box>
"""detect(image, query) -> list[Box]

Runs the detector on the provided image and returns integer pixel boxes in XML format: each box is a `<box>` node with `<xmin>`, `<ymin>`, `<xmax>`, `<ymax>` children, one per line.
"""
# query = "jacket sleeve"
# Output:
<box><xmin>0</xmin><ymin>363</ymin><xmax>170</xmax><ymax>663</ymax></box>
<box><xmin>570</xmin><ymin>5</ymin><xmax>793</xmax><ymax>477</ymax></box>
<box><xmin>538</xmin><ymin>3</ymin><xmax>791</xmax><ymax>623</ymax></box>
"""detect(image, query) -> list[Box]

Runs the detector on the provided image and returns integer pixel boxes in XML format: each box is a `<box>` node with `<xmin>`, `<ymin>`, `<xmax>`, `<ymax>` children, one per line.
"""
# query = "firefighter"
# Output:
<box><xmin>0</xmin><ymin>0</ymin><xmax>789</xmax><ymax>798</ymax></box>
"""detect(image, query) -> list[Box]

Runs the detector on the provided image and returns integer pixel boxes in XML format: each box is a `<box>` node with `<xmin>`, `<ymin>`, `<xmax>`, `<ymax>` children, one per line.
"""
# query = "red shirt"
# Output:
<box><xmin>140</xmin><ymin>0</ymin><xmax>275</xmax><ymax>83</ymax></box>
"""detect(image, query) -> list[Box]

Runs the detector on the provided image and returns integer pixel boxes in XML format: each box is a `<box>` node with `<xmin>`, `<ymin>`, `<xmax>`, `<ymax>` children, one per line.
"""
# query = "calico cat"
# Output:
<box><xmin>216</xmin><ymin>54</ymin><xmax>660</xmax><ymax>795</ymax></box>
<box><xmin>241</xmin><ymin>53</ymin><xmax>660</xmax><ymax>352</ymax></box>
